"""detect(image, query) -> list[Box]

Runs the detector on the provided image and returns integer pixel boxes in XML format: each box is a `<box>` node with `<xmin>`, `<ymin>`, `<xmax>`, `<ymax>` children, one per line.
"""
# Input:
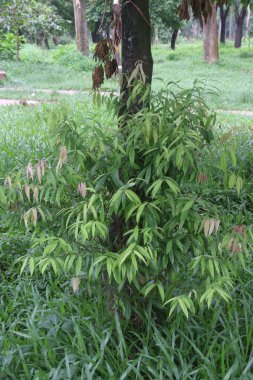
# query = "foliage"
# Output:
<box><xmin>151</xmin><ymin>0</ymin><xmax>183</xmax><ymax>32</ymax></box>
<box><xmin>53</xmin><ymin>44</ymin><xmax>95</xmax><ymax>72</ymax></box>
<box><xmin>0</xmin><ymin>235</ymin><xmax>253</xmax><ymax>378</ymax></box>
<box><xmin>0</xmin><ymin>0</ymin><xmax>32</xmax><ymax>59</ymax></box>
<box><xmin>24</xmin><ymin>1</ymin><xmax>63</xmax><ymax>44</ymax></box>
<box><xmin>0</xmin><ymin>33</ymin><xmax>17</xmax><ymax>60</ymax></box>
<box><xmin>0</xmin><ymin>83</ymin><xmax>251</xmax><ymax>320</ymax></box>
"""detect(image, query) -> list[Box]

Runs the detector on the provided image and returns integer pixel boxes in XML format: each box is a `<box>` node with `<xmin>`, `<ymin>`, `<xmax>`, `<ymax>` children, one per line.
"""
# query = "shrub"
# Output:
<box><xmin>0</xmin><ymin>83</ymin><xmax>251</xmax><ymax>320</ymax></box>
<box><xmin>53</xmin><ymin>44</ymin><xmax>95</xmax><ymax>71</ymax></box>
<box><xmin>0</xmin><ymin>33</ymin><xmax>17</xmax><ymax>60</ymax></box>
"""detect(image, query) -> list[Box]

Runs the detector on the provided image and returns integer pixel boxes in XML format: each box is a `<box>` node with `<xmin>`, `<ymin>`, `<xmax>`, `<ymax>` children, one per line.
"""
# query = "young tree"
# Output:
<box><xmin>73</xmin><ymin>0</ymin><xmax>89</xmax><ymax>56</ymax></box>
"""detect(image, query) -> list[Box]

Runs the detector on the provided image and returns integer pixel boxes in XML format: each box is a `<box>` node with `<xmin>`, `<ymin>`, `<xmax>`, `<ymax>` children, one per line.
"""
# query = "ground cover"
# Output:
<box><xmin>1</xmin><ymin>40</ymin><xmax>253</xmax><ymax>380</ymax></box>
<box><xmin>1</xmin><ymin>41</ymin><xmax>253</xmax><ymax>111</ymax></box>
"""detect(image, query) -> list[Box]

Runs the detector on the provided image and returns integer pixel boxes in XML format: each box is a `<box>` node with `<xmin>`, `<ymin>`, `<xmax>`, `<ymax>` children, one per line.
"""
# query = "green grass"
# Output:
<box><xmin>1</xmin><ymin>41</ymin><xmax>253</xmax><ymax>110</ymax></box>
<box><xmin>0</xmin><ymin>99</ymin><xmax>115</xmax><ymax>178</ymax></box>
<box><xmin>1</xmin><ymin>262</ymin><xmax>253</xmax><ymax>379</ymax></box>
<box><xmin>152</xmin><ymin>41</ymin><xmax>253</xmax><ymax>111</ymax></box>
<box><xmin>0</xmin><ymin>105</ymin><xmax>49</xmax><ymax>175</ymax></box>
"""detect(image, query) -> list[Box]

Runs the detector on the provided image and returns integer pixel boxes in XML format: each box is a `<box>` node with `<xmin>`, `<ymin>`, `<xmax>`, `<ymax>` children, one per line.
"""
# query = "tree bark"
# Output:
<box><xmin>192</xmin><ymin>20</ymin><xmax>200</xmax><ymax>39</ymax></box>
<box><xmin>155</xmin><ymin>26</ymin><xmax>159</xmax><ymax>45</ymax></box>
<box><xmin>171</xmin><ymin>29</ymin><xmax>179</xmax><ymax>50</ymax></box>
<box><xmin>234</xmin><ymin>5</ymin><xmax>247</xmax><ymax>48</ymax></box>
<box><xmin>245</xmin><ymin>5</ymin><xmax>251</xmax><ymax>39</ymax></box>
<box><xmin>202</xmin><ymin>2</ymin><xmax>219</xmax><ymax>63</ymax></box>
<box><xmin>44</xmin><ymin>37</ymin><xmax>50</xmax><ymax>50</ymax></box>
<box><xmin>73</xmin><ymin>0</ymin><xmax>89</xmax><ymax>56</ymax></box>
<box><xmin>91</xmin><ymin>21</ymin><xmax>102</xmax><ymax>43</ymax></box>
<box><xmin>120</xmin><ymin>0</ymin><xmax>153</xmax><ymax>113</ymax></box>
<box><xmin>228</xmin><ymin>6</ymin><xmax>234</xmax><ymax>39</ymax></box>
<box><xmin>219</xmin><ymin>3</ymin><xmax>230</xmax><ymax>44</ymax></box>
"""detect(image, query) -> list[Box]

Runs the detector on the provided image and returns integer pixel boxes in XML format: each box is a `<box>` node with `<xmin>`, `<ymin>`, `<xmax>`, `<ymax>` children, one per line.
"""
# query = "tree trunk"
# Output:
<box><xmin>44</xmin><ymin>37</ymin><xmax>50</xmax><ymax>50</ymax></box>
<box><xmin>234</xmin><ymin>5</ymin><xmax>247</xmax><ymax>48</ymax></box>
<box><xmin>113</xmin><ymin>0</ymin><xmax>121</xmax><ymax>66</ymax></box>
<box><xmin>120</xmin><ymin>0</ymin><xmax>153</xmax><ymax>113</ymax></box>
<box><xmin>53</xmin><ymin>35</ymin><xmax>59</xmax><ymax>46</ymax></box>
<box><xmin>220</xmin><ymin>4</ymin><xmax>230</xmax><ymax>44</ymax></box>
<box><xmin>91</xmin><ymin>20</ymin><xmax>103</xmax><ymax>43</ymax></box>
<box><xmin>228</xmin><ymin>6</ymin><xmax>234</xmax><ymax>39</ymax></box>
<box><xmin>171</xmin><ymin>29</ymin><xmax>179</xmax><ymax>50</ymax></box>
<box><xmin>192</xmin><ymin>20</ymin><xmax>199</xmax><ymax>39</ymax></box>
<box><xmin>199</xmin><ymin>16</ymin><xmax>203</xmax><ymax>31</ymax></box>
<box><xmin>245</xmin><ymin>5</ymin><xmax>251</xmax><ymax>39</ymax></box>
<box><xmin>202</xmin><ymin>2</ymin><xmax>219</xmax><ymax>63</ymax></box>
<box><xmin>73</xmin><ymin>0</ymin><xmax>89</xmax><ymax>56</ymax></box>
<box><xmin>155</xmin><ymin>26</ymin><xmax>159</xmax><ymax>45</ymax></box>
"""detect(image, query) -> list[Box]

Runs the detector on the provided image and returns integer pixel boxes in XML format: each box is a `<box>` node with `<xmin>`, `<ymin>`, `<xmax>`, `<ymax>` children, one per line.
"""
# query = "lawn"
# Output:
<box><xmin>1</xmin><ymin>40</ymin><xmax>253</xmax><ymax>110</ymax></box>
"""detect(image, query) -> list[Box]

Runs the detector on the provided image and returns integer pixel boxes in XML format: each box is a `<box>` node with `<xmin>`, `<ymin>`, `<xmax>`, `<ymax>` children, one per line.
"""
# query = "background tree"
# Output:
<box><xmin>218</xmin><ymin>0</ymin><xmax>230</xmax><ymax>43</ymax></box>
<box><xmin>234</xmin><ymin>0</ymin><xmax>250</xmax><ymax>48</ymax></box>
<box><xmin>25</xmin><ymin>2</ymin><xmax>63</xmax><ymax>49</ymax></box>
<box><xmin>50</xmin><ymin>0</ymin><xmax>75</xmax><ymax>35</ymax></box>
<box><xmin>179</xmin><ymin>0</ymin><xmax>219</xmax><ymax>63</ymax></box>
<box><xmin>0</xmin><ymin>0</ymin><xmax>31</xmax><ymax>60</ymax></box>
<box><xmin>73</xmin><ymin>0</ymin><xmax>89</xmax><ymax>56</ymax></box>
<box><xmin>86</xmin><ymin>0</ymin><xmax>111</xmax><ymax>42</ymax></box>
<box><xmin>151</xmin><ymin>0</ymin><xmax>183</xmax><ymax>49</ymax></box>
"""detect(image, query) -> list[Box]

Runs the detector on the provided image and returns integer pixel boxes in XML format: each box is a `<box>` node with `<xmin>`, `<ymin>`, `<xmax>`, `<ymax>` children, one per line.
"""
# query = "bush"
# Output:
<box><xmin>0</xmin><ymin>33</ymin><xmax>16</xmax><ymax>60</ymax></box>
<box><xmin>0</xmin><ymin>83</ymin><xmax>251</xmax><ymax>321</ymax></box>
<box><xmin>53</xmin><ymin>44</ymin><xmax>95</xmax><ymax>71</ymax></box>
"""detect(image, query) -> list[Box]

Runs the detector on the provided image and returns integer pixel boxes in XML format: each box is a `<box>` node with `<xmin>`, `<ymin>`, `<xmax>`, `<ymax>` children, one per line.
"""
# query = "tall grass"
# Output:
<box><xmin>1</xmin><ymin>268</ymin><xmax>253</xmax><ymax>379</ymax></box>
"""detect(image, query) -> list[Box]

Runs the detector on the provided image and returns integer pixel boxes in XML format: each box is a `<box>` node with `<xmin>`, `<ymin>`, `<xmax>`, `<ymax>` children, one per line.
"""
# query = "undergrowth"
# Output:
<box><xmin>0</xmin><ymin>83</ymin><xmax>253</xmax><ymax>379</ymax></box>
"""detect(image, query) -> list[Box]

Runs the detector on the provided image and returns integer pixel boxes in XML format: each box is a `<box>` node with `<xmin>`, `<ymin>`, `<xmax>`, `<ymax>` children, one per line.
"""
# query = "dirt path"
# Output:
<box><xmin>0</xmin><ymin>86</ymin><xmax>253</xmax><ymax>116</ymax></box>
<box><xmin>0</xmin><ymin>99</ymin><xmax>40</xmax><ymax>106</ymax></box>
<box><xmin>0</xmin><ymin>86</ymin><xmax>119</xmax><ymax>96</ymax></box>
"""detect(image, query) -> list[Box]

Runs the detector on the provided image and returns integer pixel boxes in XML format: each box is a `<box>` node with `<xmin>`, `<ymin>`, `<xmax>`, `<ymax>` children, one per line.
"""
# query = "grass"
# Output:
<box><xmin>0</xmin><ymin>99</ymin><xmax>115</xmax><ymax>178</ymax></box>
<box><xmin>152</xmin><ymin>41</ymin><xmax>253</xmax><ymax>111</ymax></box>
<box><xmin>1</xmin><ymin>260</ymin><xmax>253</xmax><ymax>379</ymax></box>
<box><xmin>1</xmin><ymin>40</ymin><xmax>253</xmax><ymax>110</ymax></box>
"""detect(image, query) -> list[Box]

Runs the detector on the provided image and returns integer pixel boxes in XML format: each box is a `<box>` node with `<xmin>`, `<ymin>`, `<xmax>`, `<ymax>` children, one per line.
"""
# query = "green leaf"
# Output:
<box><xmin>229</xmin><ymin>147</ymin><xmax>236</xmax><ymax>168</ymax></box>
<box><xmin>20</xmin><ymin>257</ymin><xmax>28</xmax><ymax>274</ymax></box>
<box><xmin>236</xmin><ymin>176</ymin><xmax>243</xmax><ymax>195</ymax></box>
<box><xmin>29</xmin><ymin>257</ymin><xmax>35</xmax><ymax>275</ymax></box>
<box><xmin>157</xmin><ymin>281</ymin><xmax>165</xmax><ymax>302</ymax></box>
<box><xmin>178</xmin><ymin>298</ymin><xmax>189</xmax><ymax>318</ymax></box>
<box><xmin>75</xmin><ymin>256</ymin><xmax>82</xmax><ymax>275</ymax></box>
<box><xmin>220</xmin><ymin>151</ymin><xmax>227</xmax><ymax>172</ymax></box>
<box><xmin>228</xmin><ymin>173</ymin><xmax>236</xmax><ymax>189</ymax></box>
